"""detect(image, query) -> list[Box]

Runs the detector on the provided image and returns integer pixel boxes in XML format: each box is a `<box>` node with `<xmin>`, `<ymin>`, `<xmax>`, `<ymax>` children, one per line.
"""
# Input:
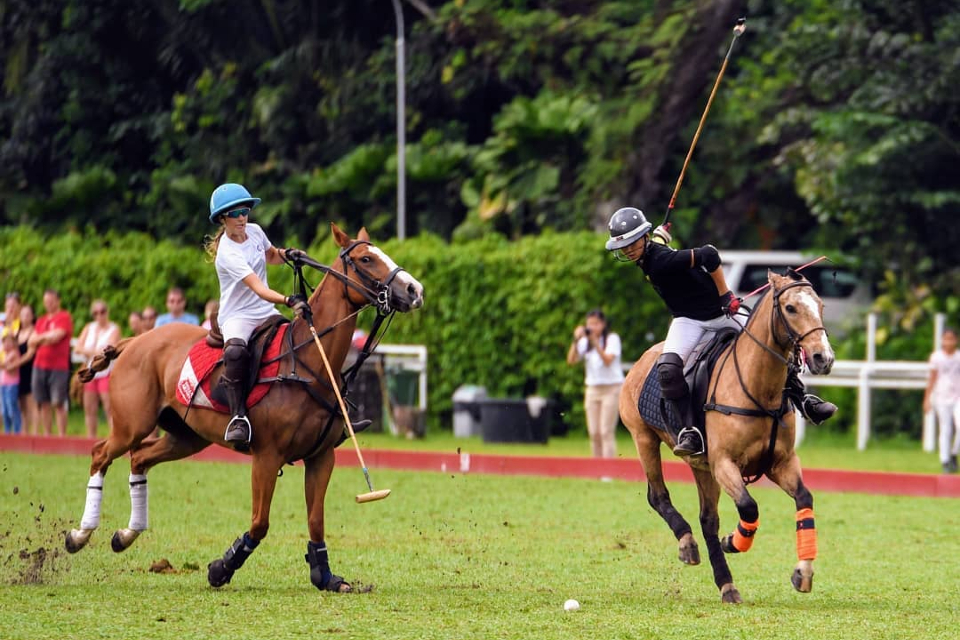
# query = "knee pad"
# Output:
<box><xmin>223</xmin><ymin>338</ymin><xmax>248</xmax><ymax>366</ymax></box>
<box><xmin>657</xmin><ymin>352</ymin><xmax>688</xmax><ymax>400</ymax></box>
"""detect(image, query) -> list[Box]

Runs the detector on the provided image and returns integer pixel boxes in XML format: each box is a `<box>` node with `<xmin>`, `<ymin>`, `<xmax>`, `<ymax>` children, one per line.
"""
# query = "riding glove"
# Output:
<box><xmin>285</xmin><ymin>294</ymin><xmax>310</xmax><ymax>319</ymax></box>
<box><xmin>720</xmin><ymin>291</ymin><xmax>742</xmax><ymax>317</ymax></box>
<box><xmin>284</xmin><ymin>247</ymin><xmax>306</xmax><ymax>263</ymax></box>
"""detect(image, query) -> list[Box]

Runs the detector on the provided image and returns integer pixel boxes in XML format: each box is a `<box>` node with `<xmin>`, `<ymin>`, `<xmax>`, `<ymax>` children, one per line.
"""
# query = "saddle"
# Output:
<box><xmin>209</xmin><ymin>315</ymin><xmax>290</xmax><ymax>405</ymax></box>
<box><xmin>637</xmin><ymin>328</ymin><xmax>739</xmax><ymax>439</ymax></box>
<box><xmin>176</xmin><ymin>315</ymin><xmax>290</xmax><ymax>412</ymax></box>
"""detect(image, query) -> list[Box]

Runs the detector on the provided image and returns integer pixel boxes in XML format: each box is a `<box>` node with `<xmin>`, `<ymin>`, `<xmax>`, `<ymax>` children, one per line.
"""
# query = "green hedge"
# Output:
<box><xmin>0</xmin><ymin>226</ymin><xmax>667</xmax><ymax>429</ymax></box>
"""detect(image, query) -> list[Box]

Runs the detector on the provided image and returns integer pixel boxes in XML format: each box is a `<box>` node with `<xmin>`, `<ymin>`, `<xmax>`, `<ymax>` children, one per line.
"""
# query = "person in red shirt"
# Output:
<box><xmin>28</xmin><ymin>289</ymin><xmax>73</xmax><ymax>436</ymax></box>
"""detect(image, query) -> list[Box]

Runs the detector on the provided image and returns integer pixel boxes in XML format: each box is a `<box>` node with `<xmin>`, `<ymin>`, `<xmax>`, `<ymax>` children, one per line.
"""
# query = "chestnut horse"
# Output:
<box><xmin>620</xmin><ymin>270</ymin><xmax>834</xmax><ymax>603</ymax></box>
<box><xmin>64</xmin><ymin>224</ymin><xmax>424</xmax><ymax>592</ymax></box>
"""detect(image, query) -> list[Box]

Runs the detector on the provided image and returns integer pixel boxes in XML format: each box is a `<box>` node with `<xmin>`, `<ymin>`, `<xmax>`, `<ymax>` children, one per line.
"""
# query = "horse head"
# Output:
<box><xmin>767</xmin><ymin>269</ymin><xmax>834</xmax><ymax>375</ymax></box>
<box><xmin>330</xmin><ymin>223</ymin><xmax>424</xmax><ymax>313</ymax></box>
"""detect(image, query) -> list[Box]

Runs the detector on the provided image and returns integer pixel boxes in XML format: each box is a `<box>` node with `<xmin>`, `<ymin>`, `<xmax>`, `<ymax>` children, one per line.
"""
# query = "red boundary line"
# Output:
<box><xmin>2</xmin><ymin>435</ymin><xmax>958</xmax><ymax>498</ymax></box>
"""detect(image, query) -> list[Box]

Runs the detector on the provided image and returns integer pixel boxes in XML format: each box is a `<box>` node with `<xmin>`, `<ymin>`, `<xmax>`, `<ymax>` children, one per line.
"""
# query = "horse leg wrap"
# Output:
<box><xmin>224</xmin><ymin>532</ymin><xmax>259</xmax><ymax>571</ymax></box>
<box><xmin>80</xmin><ymin>471</ymin><xmax>105</xmax><ymax>530</ymax></box>
<box><xmin>730</xmin><ymin>518</ymin><xmax>760</xmax><ymax>553</ymax></box>
<box><xmin>795</xmin><ymin>508</ymin><xmax>818</xmax><ymax>560</ymax></box>
<box><xmin>305</xmin><ymin>540</ymin><xmax>333</xmax><ymax>589</ymax></box>
<box><xmin>127</xmin><ymin>474</ymin><xmax>148</xmax><ymax>531</ymax></box>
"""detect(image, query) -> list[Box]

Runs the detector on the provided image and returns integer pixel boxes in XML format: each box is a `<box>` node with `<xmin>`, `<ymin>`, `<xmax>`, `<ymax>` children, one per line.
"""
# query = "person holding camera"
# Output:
<box><xmin>566</xmin><ymin>309</ymin><xmax>624</xmax><ymax>458</ymax></box>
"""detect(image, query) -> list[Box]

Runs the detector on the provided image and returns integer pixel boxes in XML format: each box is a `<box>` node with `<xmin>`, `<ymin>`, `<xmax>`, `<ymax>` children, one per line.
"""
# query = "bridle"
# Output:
<box><xmin>738</xmin><ymin>279</ymin><xmax>828</xmax><ymax>369</ymax></box>
<box><xmin>336</xmin><ymin>241</ymin><xmax>406</xmax><ymax>315</ymax></box>
<box><xmin>289</xmin><ymin>241</ymin><xmax>407</xmax><ymax>316</ymax></box>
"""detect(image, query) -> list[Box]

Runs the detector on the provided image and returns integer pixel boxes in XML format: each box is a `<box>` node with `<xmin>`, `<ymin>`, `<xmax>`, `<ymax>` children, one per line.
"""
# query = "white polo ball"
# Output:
<box><xmin>563</xmin><ymin>599</ymin><xmax>580</xmax><ymax>612</ymax></box>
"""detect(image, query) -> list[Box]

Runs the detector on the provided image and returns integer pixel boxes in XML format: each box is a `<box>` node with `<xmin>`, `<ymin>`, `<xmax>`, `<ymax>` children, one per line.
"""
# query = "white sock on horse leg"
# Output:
<box><xmin>128</xmin><ymin>474</ymin><xmax>148</xmax><ymax>531</ymax></box>
<box><xmin>80</xmin><ymin>471</ymin><xmax>105</xmax><ymax>530</ymax></box>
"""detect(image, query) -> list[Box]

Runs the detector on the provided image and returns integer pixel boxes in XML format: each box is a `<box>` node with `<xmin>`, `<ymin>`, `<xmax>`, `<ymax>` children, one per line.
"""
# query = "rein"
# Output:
<box><xmin>272</xmin><ymin>245</ymin><xmax>402</xmax><ymax>462</ymax></box>
<box><xmin>705</xmin><ymin>279</ymin><xmax>827</xmax><ymax>484</ymax></box>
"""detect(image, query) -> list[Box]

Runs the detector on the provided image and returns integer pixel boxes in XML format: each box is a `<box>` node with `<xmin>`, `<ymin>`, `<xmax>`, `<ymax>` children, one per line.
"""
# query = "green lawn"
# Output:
<box><xmin>0</xmin><ymin>452</ymin><xmax>958</xmax><ymax>640</ymax></box>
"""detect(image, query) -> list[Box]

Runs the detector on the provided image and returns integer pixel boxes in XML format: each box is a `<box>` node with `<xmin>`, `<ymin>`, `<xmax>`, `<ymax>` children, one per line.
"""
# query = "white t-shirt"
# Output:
<box><xmin>215</xmin><ymin>224</ymin><xmax>279</xmax><ymax>325</ymax></box>
<box><xmin>576</xmin><ymin>333</ymin><xmax>625</xmax><ymax>386</ymax></box>
<box><xmin>929</xmin><ymin>349</ymin><xmax>960</xmax><ymax>404</ymax></box>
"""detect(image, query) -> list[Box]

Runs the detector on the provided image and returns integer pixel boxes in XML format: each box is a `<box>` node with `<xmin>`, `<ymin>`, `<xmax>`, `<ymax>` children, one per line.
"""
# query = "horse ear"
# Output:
<box><xmin>331</xmin><ymin>223</ymin><xmax>351</xmax><ymax>248</ymax></box>
<box><xmin>767</xmin><ymin>269</ymin><xmax>782</xmax><ymax>286</ymax></box>
<box><xmin>358</xmin><ymin>227</ymin><xmax>370</xmax><ymax>242</ymax></box>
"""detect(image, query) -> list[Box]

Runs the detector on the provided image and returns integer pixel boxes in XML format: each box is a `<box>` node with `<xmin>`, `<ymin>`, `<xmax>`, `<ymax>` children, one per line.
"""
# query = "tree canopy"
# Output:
<box><xmin>1</xmin><ymin>0</ymin><xmax>957</xmax><ymax>305</ymax></box>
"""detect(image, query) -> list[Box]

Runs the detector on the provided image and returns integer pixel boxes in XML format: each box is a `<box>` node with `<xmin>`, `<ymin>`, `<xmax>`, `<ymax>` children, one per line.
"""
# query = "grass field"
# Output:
<box><xmin>1</xmin><ymin>452</ymin><xmax>958</xmax><ymax>640</ymax></box>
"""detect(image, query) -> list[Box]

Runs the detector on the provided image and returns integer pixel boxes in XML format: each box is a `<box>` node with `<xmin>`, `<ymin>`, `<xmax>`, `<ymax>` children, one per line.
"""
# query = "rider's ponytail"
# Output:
<box><xmin>203</xmin><ymin>227</ymin><xmax>225</xmax><ymax>262</ymax></box>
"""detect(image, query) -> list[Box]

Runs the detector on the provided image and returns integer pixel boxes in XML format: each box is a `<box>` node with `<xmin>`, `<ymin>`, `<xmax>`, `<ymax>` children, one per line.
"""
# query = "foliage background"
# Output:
<box><xmin>2</xmin><ymin>0</ymin><xmax>958</xmax><ymax>436</ymax></box>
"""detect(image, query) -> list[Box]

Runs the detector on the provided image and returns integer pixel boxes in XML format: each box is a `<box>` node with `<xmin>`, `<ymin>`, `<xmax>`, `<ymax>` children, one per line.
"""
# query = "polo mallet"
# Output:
<box><xmin>309</xmin><ymin>325</ymin><xmax>391</xmax><ymax>503</ymax></box>
<box><xmin>743</xmin><ymin>255</ymin><xmax>830</xmax><ymax>299</ymax></box>
<box><xmin>663</xmin><ymin>17</ymin><xmax>747</xmax><ymax>228</ymax></box>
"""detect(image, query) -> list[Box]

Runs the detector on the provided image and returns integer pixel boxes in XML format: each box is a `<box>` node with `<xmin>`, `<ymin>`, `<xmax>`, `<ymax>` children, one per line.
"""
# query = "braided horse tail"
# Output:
<box><xmin>77</xmin><ymin>338</ymin><xmax>134</xmax><ymax>383</ymax></box>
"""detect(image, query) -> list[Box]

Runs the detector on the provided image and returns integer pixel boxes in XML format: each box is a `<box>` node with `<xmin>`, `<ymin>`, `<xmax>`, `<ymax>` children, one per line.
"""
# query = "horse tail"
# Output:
<box><xmin>77</xmin><ymin>338</ymin><xmax>134</xmax><ymax>383</ymax></box>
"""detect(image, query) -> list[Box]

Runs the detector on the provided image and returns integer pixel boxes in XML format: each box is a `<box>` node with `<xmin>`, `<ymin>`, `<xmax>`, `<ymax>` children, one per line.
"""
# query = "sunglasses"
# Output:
<box><xmin>223</xmin><ymin>207</ymin><xmax>251</xmax><ymax>219</ymax></box>
<box><xmin>92</xmin><ymin>308</ymin><xmax>107</xmax><ymax>316</ymax></box>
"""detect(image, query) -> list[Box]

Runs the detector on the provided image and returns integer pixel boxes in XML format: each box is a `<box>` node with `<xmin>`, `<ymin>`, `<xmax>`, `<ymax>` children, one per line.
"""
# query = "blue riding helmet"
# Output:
<box><xmin>209</xmin><ymin>183</ymin><xmax>261</xmax><ymax>223</ymax></box>
<box><xmin>605</xmin><ymin>207</ymin><xmax>652</xmax><ymax>251</ymax></box>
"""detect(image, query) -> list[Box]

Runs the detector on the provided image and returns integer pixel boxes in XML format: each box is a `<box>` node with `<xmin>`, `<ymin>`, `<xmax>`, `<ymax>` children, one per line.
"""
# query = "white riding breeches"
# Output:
<box><xmin>663</xmin><ymin>315</ymin><xmax>744</xmax><ymax>363</ymax></box>
<box><xmin>220</xmin><ymin>313</ymin><xmax>278</xmax><ymax>344</ymax></box>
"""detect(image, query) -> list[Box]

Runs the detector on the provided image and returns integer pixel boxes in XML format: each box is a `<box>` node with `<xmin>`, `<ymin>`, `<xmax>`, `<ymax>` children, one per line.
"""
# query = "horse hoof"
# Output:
<box><xmin>111</xmin><ymin>528</ymin><xmax>140</xmax><ymax>553</ymax></box>
<box><xmin>791</xmin><ymin>562</ymin><xmax>814</xmax><ymax>593</ymax></box>
<box><xmin>207</xmin><ymin>559</ymin><xmax>235</xmax><ymax>588</ymax></box>
<box><xmin>678</xmin><ymin>533</ymin><xmax>700</xmax><ymax>565</ymax></box>
<box><xmin>720</xmin><ymin>584</ymin><xmax>742</xmax><ymax>604</ymax></box>
<box><xmin>720</xmin><ymin>534</ymin><xmax>737</xmax><ymax>554</ymax></box>
<box><xmin>65</xmin><ymin>529</ymin><xmax>93</xmax><ymax>554</ymax></box>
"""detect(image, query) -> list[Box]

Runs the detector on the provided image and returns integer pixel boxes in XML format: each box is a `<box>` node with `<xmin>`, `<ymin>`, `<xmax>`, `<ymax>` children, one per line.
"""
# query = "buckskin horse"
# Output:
<box><xmin>620</xmin><ymin>269</ymin><xmax>834</xmax><ymax>603</ymax></box>
<box><xmin>64</xmin><ymin>224</ymin><xmax>424</xmax><ymax>592</ymax></box>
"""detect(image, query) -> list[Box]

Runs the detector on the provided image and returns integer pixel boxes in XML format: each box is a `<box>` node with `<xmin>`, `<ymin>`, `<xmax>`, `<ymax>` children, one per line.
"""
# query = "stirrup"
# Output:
<box><xmin>224</xmin><ymin>415</ymin><xmax>252</xmax><ymax>444</ymax></box>
<box><xmin>672</xmin><ymin>427</ymin><xmax>705</xmax><ymax>457</ymax></box>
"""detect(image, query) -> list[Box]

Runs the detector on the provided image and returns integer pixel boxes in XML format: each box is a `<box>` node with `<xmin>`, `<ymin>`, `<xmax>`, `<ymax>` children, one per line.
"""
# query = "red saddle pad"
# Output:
<box><xmin>175</xmin><ymin>324</ymin><xmax>289</xmax><ymax>413</ymax></box>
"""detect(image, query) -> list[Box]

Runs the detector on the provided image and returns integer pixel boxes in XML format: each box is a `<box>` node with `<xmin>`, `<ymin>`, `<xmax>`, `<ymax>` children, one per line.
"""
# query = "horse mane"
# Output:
<box><xmin>77</xmin><ymin>338</ymin><xmax>134</xmax><ymax>382</ymax></box>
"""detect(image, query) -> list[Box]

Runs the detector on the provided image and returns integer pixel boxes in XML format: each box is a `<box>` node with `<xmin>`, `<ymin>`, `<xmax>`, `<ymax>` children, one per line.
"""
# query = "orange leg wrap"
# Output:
<box><xmin>731</xmin><ymin>518</ymin><xmax>759</xmax><ymax>552</ymax></box>
<box><xmin>796</xmin><ymin>507</ymin><xmax>818</xmax><ymax>560</ymax></box>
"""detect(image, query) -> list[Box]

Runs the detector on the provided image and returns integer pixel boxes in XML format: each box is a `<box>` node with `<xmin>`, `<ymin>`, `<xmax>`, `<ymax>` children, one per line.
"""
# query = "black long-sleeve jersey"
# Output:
<box><xmin>639</xmin><ymin>242</ymin><xmax>724</xmax><ymax>321</ymax></box>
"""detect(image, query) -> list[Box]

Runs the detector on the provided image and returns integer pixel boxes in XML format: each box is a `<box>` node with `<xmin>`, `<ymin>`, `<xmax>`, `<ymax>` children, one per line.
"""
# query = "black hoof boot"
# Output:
<box><xmin>207</xmin><ymin>559</ymin><xmax>235</xmax><ymax>588</ymax></box>
<box><xmin>306</xmin><ymin>540</ymin><xmax>352</xmax><ymax>592</ymax></box>
<box><xmin>208</xmin><ymin>533</ymin><xmax>259</xmax><ymax>588</ymax></box>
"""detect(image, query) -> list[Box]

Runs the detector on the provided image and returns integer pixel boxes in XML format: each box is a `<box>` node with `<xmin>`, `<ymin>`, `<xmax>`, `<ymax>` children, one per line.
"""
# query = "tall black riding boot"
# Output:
<box><xmin>785</xmin><ymin>369</ymin><xmax>837</xmax><ymax>425</ymax></box>
<box><xmin>657</xmin><ymin>353</ymin><xmax>705</xmax><ymax>457</ymax></box>
<box><xmin>222</xmin><ymin>338</ymin><xmax>253</xmax><ymax>448</ymax></box>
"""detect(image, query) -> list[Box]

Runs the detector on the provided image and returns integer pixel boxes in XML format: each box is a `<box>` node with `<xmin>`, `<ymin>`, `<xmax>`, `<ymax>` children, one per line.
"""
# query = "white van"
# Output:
<box><xmin>719</xmin><ymin>250</ymin><xmax>872</xmax><ymax>332</ymax></box>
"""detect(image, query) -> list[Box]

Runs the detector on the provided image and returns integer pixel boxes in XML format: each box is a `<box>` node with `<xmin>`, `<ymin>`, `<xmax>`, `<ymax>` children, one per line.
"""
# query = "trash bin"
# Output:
<box><xmin>478</xmin><ymin>398</ymin><xmax>547</xmax><ymax>444</ymax></box>
<box><xmin>452</xmin><ymin>385</ymin><xmax>487</xmax><ymax>438</ymax></box>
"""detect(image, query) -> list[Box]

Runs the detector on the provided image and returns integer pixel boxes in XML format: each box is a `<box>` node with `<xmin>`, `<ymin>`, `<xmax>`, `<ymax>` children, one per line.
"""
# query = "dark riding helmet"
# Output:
<box><xmin>605</xmin><ymin>207</ymin><xmax>652</xmax><ymax>251</ymax></box>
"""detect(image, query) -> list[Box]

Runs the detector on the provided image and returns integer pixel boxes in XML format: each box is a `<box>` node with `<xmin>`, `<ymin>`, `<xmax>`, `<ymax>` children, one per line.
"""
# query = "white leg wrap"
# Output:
<box><xmin>127</xmin><ymin>473</ymin><xmax>148</xmax><ymax>531</ymax></box>
<box><xmin>80</xmin><ymin>471</ymin><xmax>105</xmax><ymax>530</ymax></box>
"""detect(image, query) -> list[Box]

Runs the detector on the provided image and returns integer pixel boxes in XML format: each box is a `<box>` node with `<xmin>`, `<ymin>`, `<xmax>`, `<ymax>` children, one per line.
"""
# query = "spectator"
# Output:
<box><xmin>141</xmin><ymin>306</ymin><xmax>157</xmax><ymax>332</ymax></box>
<box><xmin>2</xmin><ymin>291</ymin><xmax>21</xmax><ymax>339</ymax></box>
<box><xmin>28</xmin><ymin>289</ymin><xmax>73</xmax><ymax>437</ymax></box>
<box><xmin>155</xmin><ymin>287</ymin><xmax>199</xmax><ymax>326</ymax></box>
<box><xmin>201</xmin><ymin>298</ymin><xmax>219</xmax><ymax>331</ymax></box>
<box><xmin>75</xmin><ymin>299</ymin><xmax>121</xmax><ymax>438</ymax></box>
<box><xmin>566</xmin><ymin>309</ymin><xmax>624</xmax><ymax>459</ymax></box>
<box><xmin>16</xmin><ymin>304</ymin><xmax>38</xmax><ymax>435</ymax></box>
<box><xmin>128</xmin><ymin>310</ymin><xmax>144</xmax><ymax>336</ymax></box>
<box><xmin>924</xmin><ymin>327</ymin><xmax>960</xmax><ymax>474</ymax></box>
<box><xmin>1</xmin><ymin>333</ymin><xmax>21</xmax><ymax>434</ymax></box>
